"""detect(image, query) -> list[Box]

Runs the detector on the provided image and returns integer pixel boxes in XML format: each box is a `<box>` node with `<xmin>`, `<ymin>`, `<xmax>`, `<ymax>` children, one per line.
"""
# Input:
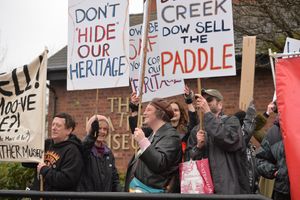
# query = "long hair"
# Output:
<box><xmin>169</xmin><ymin>100</ymin><xmax>189</xmax><ymax>134</ymax></box>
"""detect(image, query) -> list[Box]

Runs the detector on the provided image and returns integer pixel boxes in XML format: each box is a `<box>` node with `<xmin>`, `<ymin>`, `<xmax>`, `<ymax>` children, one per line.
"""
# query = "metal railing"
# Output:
<box><xmin>0</xmin><ymin>190</ymin><xmax>272</xmax><ymax>200</ymax></box>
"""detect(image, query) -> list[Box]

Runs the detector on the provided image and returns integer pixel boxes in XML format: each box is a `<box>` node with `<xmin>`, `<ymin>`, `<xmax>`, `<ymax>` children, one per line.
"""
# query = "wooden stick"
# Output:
<box><xmin>39</xmin><ymin>174</ymin><xmax>44</xmax><ymax>200</ymax></box>
<box><xmin>95</xmin><ymin>89</ymin><xmax>99</xmax><ymax>114</ymax></box>
<box><xmin>197</xmin><ymin>78</ymin><xmax>203</xmax><ymax>130</ymax></box>
<box><xmin>268</xmin><ymin>48</ymin><xmax>276</xmax><ymax>89</ymax></box>
<box><xmin>137</xmin><ymin>0</ymin><xmax>153</xmax><ymax>128</ymax></box>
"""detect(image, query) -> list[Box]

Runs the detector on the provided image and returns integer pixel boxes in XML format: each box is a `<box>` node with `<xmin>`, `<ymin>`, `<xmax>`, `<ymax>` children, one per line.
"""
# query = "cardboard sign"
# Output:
<box><xmin>68</xmin><ymin>0</ymin><xmax>130</xmax><ymax>90</ymax></box>
<box><xmin>156</xmin><ymin>0</ymin><xmax>236</xmax><ymax>79</ymax></box>
<box><xmin>129</xmin><ymin>20</ymin><xmax>185</xmax><ymax>102</ymax></box>
<box><xmin>0</xmin><ymin>51</ymin><xmax>47</xmax><ymax>162</ymax></box>
<box><xmin>284</xmin><ymin>37</ymin><xmax>300</xmax><ymax>53</ymax></box>
<box><xmin>239</xmin><ymin>36</ymin><xmax>256</xmax><ymax>111</ymax></box>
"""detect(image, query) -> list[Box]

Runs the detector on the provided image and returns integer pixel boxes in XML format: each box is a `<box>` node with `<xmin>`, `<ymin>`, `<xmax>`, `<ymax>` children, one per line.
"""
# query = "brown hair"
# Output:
<box><xmin>170</xmin><ymin>100</ymin><xmax>189</xmax><ymax>134</ymax></box>
<box><xmin>54</xmin><ymin>113</ymin><xmax>76</xmax><ymax>131</ymax></box>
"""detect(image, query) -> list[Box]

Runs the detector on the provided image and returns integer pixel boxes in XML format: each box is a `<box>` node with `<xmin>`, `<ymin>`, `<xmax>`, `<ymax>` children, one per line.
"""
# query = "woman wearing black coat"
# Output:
<box><xmin>125</xmin><ymin>98</ymin><xmax>182</xmax><ymax>193</ymax></box>
<box><xmin>77</xmin><ymin>115</ymin><xmax>121</xmax><ymax>192</ymax></box>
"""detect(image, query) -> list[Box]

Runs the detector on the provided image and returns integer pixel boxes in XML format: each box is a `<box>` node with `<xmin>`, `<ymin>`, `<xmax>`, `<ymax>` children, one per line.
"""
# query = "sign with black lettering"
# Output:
<box><xmin>156</xmin><ymin>0</ymin><xmax>236</xmax><ymax>79</ymax></box>
<box><xmin>67</xmin><ymin>0</ymin><xmax>130</xmax><ymax>90</ymax></box>
<box><xmin>0</xmin><ymin>51</ymin><xmax>47</xmax><ymax>162</ymax></box>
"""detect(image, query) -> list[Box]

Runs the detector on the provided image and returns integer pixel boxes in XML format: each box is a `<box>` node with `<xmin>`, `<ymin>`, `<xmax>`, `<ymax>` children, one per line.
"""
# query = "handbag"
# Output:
<box><xmin>129</xmin><ymin>177</ymin><xmax>165</xmax><ymax>193</ymax></box>
<box><xmin>179</xmin><ymin>159</ymin><xmax>214</xmax><ymax>194</ymax></box>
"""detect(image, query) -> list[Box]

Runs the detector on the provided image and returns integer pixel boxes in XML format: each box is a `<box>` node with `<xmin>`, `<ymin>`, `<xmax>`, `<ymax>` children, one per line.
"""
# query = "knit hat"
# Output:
<box><xmin>150</xmin><ymin>98</ymin><xmax>174</xmax><ymax>122</ymax></box>
<box><xmin>86</xmin><ymin>115</ymin><xmax>109</xmax><ymax>133</ymax></box>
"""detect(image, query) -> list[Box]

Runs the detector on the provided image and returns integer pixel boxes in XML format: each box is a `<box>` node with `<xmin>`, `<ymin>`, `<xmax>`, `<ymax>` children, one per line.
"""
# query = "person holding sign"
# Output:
<box><xmin>77</xmin><ymin>115</ymin><xmax>121</xmax><ymax>192</ymax></box>
<box><xmin>129</xmin><ymin>85</ymin><xmax>198</xmax><ymax>160</ymax></box>
<box><xmin>22</xmin><ymin>113</ymin><xmax>83</xmax><ymax>191</ymax></box>
<box><xmin>186</xmin><ymin>89</ymin><xmax>250</xmax><ymax>194</ymax></box>
<box><xmin>125</xmin><ymin>98</ymin><xmax>182</xmax><ymax>193</ymax></box>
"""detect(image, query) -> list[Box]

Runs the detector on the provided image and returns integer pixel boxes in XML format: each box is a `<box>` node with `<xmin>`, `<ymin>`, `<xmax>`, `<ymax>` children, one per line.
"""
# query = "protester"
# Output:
<box><xmin>186</xmin><ymin>89</ymin><xmax>250</xmax><ymax>194</ymax></box>
<box><xmin>234</xmin><ymin>101</ymin><xmax>277</xmax><ymax>195</ymax></box>
<box><xmin>22</xmin><ymin>113</ymin><xmax>83</xmax><ymax>191</ymax></box>
<box><xmin>129</xmin><ymin>85</ymin><xmax>198</xmax><ymax>159</ymax></box>
<box><xmin>125</xmin><ymin>98</ymin><xmax>182</xmax><ymax>193</ymax></box>
<box><xmin>256</xmin><ymin>115</ymin><xmax>290</xmax><ymax>200</ymax></box>
<box><xmin>77</xmin><ymin>115</ymin><xmax>121</xmax><ymax>192</ymax></box>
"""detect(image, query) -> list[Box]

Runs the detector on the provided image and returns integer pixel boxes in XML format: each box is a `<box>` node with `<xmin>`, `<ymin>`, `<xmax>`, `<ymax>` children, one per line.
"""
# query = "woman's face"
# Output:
<box><xmin>143</xmin><ymin>104</ymin><xmax>158</xmax><ymax>128</ymax></box>
<box><xmin>171</xmin><ymin>103</ymin><xmax>181</xmax><ymax>123</ymax></box>
<box><xmin>96</xmin><ymin>120</ymin><xmax>109</xmax><ymax>143</ymax></box>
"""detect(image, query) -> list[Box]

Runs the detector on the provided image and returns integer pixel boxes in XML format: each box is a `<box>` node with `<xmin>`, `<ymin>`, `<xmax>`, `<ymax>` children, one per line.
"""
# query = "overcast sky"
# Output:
<box><xmin>0</xmin><ymin>0</ymin><xmax>143</xmax><ymax>72</ymax></box>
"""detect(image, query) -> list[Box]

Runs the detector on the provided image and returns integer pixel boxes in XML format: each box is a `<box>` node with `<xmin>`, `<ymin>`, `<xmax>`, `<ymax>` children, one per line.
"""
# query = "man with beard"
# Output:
<box><xmin>186</xmin><ymin>89</ymin><xmax>250</xmax><ymax>194</ymax></box>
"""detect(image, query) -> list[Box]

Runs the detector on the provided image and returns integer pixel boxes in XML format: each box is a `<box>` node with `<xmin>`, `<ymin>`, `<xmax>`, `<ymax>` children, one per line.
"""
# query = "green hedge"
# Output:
<box><xmin>0</xmin><ymin>162</ymin><xmax>126</xmax><ymax>191</ymax></box>
<box><xmin>0</xmin><ymin>162</ymin><xmax>35</xmax><ymax>190</ymax></box>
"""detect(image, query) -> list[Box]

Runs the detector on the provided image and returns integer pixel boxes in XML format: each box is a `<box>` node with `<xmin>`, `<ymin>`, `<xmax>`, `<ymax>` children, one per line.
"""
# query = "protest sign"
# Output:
<box><xmin>239</xmin><ymin>36</ymin><xmax>256</xmax><ymax>111</ymax></box>
<box><xmin>0</xmin><ymin>51</ymin><xmax>47</xmax><ymax>162</ymax></box>
<box><xmin>68</xmin><ymin>0</ymin><xmax>130</xmax><ymax>90</ymax></box>
<box><xmin>129</xmin><ymin>20</ymin><xmax>185</xmax><ymax>102</ymax></box>
<box><xmin>284</xmin><ymin>37</ymin><xmax>300</xmax><ymax>53</ymax></box>
<box><xmin>156</xmin><ymin>0</ymin><xmax>236</xmax><ymax>79</ymax></box>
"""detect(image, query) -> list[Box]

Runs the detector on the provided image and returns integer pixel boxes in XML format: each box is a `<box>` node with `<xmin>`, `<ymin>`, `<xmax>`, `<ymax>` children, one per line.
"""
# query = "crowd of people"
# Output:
<box><xmin>22</xmin><ymin>86</ymin><xmax>290</xmax><ymax>200</ymax></box>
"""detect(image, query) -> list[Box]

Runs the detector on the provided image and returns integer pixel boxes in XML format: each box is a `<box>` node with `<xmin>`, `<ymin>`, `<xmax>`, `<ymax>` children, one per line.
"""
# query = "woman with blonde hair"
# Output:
<box><xmin>78</xmin><ymin>115</ymin><xmax>121</xmax><ymax>192</ymax></box>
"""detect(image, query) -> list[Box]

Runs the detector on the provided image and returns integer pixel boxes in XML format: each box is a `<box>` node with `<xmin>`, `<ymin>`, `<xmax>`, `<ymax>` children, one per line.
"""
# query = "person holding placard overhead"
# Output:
<box><xmin>186</xmin><ymin>89</ymin><xmax>250</xmax><ymax>194</ymax></box>
<box><xmin>77</xmin><ymin>115</ymin><xmax>121</xmax><ymax>192</ymax></box>
<box><xmin>125</xmin><ymin>98</ymin><xmax>182</xmax><ymax>193</ymax></box>
<box><xmin>128</xmin><ymin>85</ymin><xmax>198</xmax><ymax>160</ymax></box>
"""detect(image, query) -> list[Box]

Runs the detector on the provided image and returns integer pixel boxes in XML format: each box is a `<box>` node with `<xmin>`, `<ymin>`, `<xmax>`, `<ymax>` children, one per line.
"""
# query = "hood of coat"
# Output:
<box><xmin>50</xmin><ymin>133</ymin><xmax>82</xmax><ymax>151</ymax></box>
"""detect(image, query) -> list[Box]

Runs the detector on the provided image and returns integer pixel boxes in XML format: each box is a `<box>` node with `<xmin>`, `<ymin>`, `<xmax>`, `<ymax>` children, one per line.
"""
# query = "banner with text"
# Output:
<box><xmin>0</xmin><ymin>51</ymin><xmax>47</xmax><ymax>162</ymax></box>
<box><xmin>156</xmin><ymin>0</ymin><xmax>236</xmax><ymax>79</ymax></box>
<box><xmin>68</xmin><ymin>0</ymin><xmax>130</xmax><ymax>90</ymax></box>
<box><xmin>129</xmin><ymin>20</ymin><xmax>185</xmax><ymax>102</ymax></box>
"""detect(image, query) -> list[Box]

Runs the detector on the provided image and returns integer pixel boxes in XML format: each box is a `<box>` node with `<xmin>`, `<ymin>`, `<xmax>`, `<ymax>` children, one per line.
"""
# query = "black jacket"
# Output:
<box><xmin>125</xmin><ymin>123</ymin><xmax>182</xmax><ymax>192</ymax></box>
<box><xmin>23</xmin><ymin>134</ymin><xmax>84</xmax><ymax>191</ymax></box>
<box><xmin>186</xmin><ymin>112</ymin><xmax>250</xmax><ymax>194</ymax></box>
<box><xmin>77</xmin><ymin>134</ymin><xmax>121</xmax><ymax>192</ymax></box>
<box><xmin>256</xmin><ymin>120</ymin><xmax>290</xmax><ymax>195</ymax></box>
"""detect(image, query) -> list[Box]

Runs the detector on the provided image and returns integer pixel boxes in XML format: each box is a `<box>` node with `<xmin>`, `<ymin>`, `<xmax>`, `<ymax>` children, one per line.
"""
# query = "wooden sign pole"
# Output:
<box><xmin>197</xmin><ymin>78</ymin><xmax>203</xmax><ymax>130</ymax></box>
<box><xmin>239</xmin><ymin>36</ymin><xmax>257</xmax><ymax>111</ymax></box>
<box><xmin>95</xmin><ymin>89</ymin><xmax>99</xmax><ymax>114</ymax></box>
<box><xmin>137</xmin><ymin>0</ymin><xmax>153</xmax><ymax>128</ymax></box>
<box><xmin>268</xmin><ymin>48</ymin><xmax>276</xmax><ymax>89</ymax></box>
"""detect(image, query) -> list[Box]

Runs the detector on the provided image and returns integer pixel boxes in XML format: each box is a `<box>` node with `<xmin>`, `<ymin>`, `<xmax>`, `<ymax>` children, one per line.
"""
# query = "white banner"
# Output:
<box><xmin>68</xmin><ymin>0</ymin><xmax>130</xmax><ymax>90</ymax></box>
<box><xmin>129</xmin><ymin>20</ymin><xmax>185</xmax><ymax>102</ymax></box>
<box><xmin>284</xmin><ymin>37</ymin><xmax>300</xmax><ymax>53</ymax></box>
<box><xmin>0</xmin><ymin>51</ymin><xmax>47</xmax><ymax>162</ymax></box>
<box><xmin>156</xmin><ymin>0</ymin><xmax>236</xmax><ymax>79</ymax></box>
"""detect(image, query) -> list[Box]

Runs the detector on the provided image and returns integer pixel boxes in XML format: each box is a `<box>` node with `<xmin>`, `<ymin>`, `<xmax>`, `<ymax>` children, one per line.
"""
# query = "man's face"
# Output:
<box><xmin>143</xmin><ymin>104</ymin><xmax>158</xmax><ymax>127</ymax></box>
<box><xmin>96</xmin><ymin>120</ymin><xmax>109</xmax><ymax>143</ymax></box>
<box><xmin>51</xmin><ymin>117</ymin><xmax>72</xmax><ymax>143</ymax></box>
<box><xmin>204</xmin><ymin>95</ymin><xmax>223</xmax><ymax>115</ymax></box>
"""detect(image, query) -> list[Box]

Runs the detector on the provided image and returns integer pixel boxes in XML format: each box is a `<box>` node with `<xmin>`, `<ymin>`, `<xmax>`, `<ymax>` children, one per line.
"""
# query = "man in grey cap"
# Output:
<box><xmin>186</xmin><ymin>89</ymin><xmax>250</xmax><ymax>194</ymax></box>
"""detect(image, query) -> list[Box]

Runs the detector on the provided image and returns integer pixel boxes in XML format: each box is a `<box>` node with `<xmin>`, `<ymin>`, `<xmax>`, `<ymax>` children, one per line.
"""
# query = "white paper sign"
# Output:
<box><xmin>129</xmin><ymin>20</ymin><xmax>185</xmax><ymax>102</ymax></box>
<box><xmin>68</xmin><ymin>0</ymin><xmax>130</xmax><ymax>90</ymax></box>
<box><xmin>156</xmin><ymin>0</ymin><xmax>236</xmax><ymax>79</ymax></box>
<box><xmin>284</xmin><ymin>37</ymin><xmax>300</xmax><ymax>53</ymax></box>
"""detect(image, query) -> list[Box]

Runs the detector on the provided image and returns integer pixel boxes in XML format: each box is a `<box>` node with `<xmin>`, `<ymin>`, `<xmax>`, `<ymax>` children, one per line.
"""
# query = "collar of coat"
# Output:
<box><xmin>149</xmin><ymin>123</ymin><xmax>173</xmax><ymax>139</ymax></box>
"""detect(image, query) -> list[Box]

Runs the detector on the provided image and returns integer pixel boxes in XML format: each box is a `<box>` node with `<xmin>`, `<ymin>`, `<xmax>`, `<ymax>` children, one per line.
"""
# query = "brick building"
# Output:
<box><xmin>47</xmin><ymin>9</ymin><xmax>276</xmax><ymax>174</ymax></box>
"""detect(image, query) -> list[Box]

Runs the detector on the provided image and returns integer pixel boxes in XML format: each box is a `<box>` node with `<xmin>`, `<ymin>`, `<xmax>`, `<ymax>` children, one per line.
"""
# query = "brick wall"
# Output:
<box><xmin>48</xmin><ymin>67</ymin><xmax>276</xmax><ymax>174</ymax></box>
